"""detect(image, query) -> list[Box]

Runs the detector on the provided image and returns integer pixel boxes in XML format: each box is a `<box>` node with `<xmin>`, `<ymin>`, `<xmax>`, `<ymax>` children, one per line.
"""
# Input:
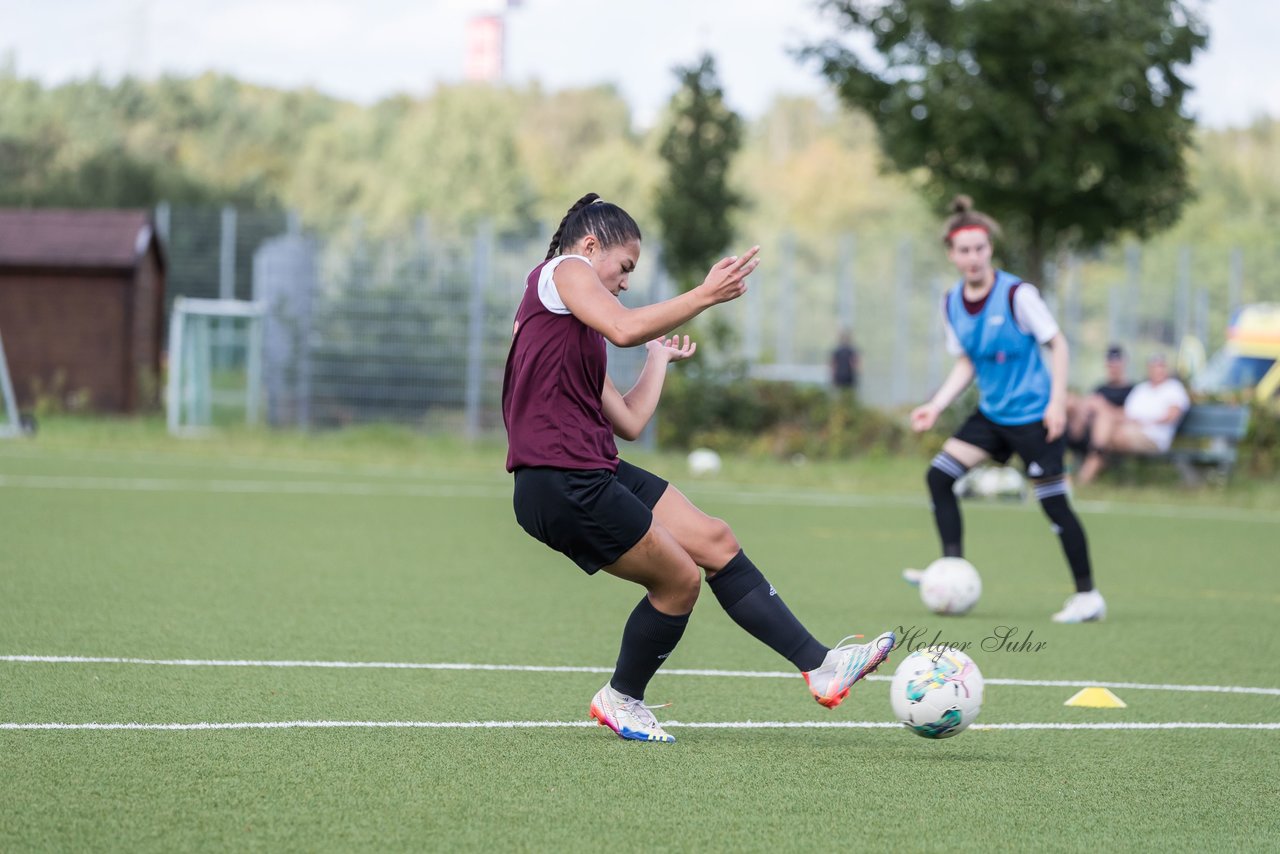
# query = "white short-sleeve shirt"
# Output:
<box><xmin>537</xmin><ymin>254</ymin><xmax>590</xmax><ymax>315</ymax></box>
<box><xmin>1123</xmin><ymin>378</ymin><xmax>1191</xmax><ymax>451</ymax></box>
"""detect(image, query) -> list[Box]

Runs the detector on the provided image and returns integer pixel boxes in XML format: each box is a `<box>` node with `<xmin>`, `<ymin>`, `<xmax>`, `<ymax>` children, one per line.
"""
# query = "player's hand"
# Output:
<box><xmin>697</xmin><ymin>245</ymin><xmax>760</xmax><ymax>306</ymax></box>
<box><xmin>1043</xmin><ymin>401</ymin><xmax>1066</xmax><ymax>442</ymax></box>
<box><xmin>910</xmin><ymin>403</ymin><xmax>940</xmax><ymax>433</ymax></box>
<box><xmin>646</xmin><ymin>334</ymin><xmax>697</xmax><ymax>364</ymax></box>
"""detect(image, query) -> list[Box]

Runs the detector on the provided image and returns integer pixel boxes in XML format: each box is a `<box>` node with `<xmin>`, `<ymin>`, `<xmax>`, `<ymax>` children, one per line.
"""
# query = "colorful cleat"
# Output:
<box><xmin>902</xmin><ymin>568</ymin><xmax>924</xmax><ymax>586</ymax></box>
<box><xmin>588</xmin><ymin>684</ymin><xmax>675</xmax><ymax>743</ymax></box>
<box><xmin>804</xmin><ymin>630</ymin><xmax>896</xmax><ymax>709</ymax></box>
<box><xmin>1051</xmin><ymin>589</ymin><xmax>1107</xmax><ymax>623</ymax></box>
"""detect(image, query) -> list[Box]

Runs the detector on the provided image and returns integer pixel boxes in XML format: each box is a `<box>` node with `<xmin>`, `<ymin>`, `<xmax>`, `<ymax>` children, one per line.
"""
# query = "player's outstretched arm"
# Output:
<box><xmin>910</xmin><ymin>357</ymin><xmax>975</xmax><ymax>432</ymax></box>
<box><xmin>602</xmin><ymin>336</ymin><xmax>697</xmax><ymax>441</ymax></box>
<box><xmin>557</xmin><ymin>248</ymin><xmax>760</xmax><ymax>348</ymax></box>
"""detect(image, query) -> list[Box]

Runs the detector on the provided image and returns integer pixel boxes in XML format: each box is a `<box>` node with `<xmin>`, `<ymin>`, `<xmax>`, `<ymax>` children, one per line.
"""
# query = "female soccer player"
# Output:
<box><xmin>503</xmin><ymin>193</ymin><xmax>894</xmax><ymax>743</ymax></box>
<box><xmin>907</xmin><ymin>196</ymin><xmax>1105</xmax><ymax>623</ymax></box>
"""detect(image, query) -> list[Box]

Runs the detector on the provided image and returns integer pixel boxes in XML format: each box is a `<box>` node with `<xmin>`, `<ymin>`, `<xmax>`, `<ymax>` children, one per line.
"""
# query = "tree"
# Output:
<box><xmin>655</xmin><ymin>54</ymin><xmax>744</xmax><ymax>291</ymax></box>
<box><xmin>802</xmin><ymin>0</ymin><xmax>1208</xmax><ymax>281</ymax></box>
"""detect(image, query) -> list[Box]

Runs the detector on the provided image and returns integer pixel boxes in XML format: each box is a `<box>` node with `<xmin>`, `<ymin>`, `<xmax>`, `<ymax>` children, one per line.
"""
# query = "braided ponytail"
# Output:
<box><xmin>544</xmin><ymin>193</ymin><xmax>641</xmax><ymax>261</ymax></box>
<box><xmin>545</xmin><ymin>193</ymin><xmax>601</xmax><ymax>260</ymax></box>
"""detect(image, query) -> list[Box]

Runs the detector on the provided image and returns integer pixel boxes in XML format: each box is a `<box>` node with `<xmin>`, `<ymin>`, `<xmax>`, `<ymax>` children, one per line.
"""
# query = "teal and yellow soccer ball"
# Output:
<box><xmin>890</xmin><ymin>649</ymin><xmax>985</xmax><ymax>739</ymax></box>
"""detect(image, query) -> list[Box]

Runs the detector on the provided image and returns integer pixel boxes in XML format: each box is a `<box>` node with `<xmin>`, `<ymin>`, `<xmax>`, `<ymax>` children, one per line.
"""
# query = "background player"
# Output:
<box><xmin>906</xmin><ymin>196</ymin><xmax>1105</xmax><ymax>624</ymax></box>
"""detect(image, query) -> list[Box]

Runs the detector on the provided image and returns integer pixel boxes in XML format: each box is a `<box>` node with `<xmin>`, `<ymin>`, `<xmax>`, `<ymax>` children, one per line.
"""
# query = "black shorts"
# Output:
<box><xmin>953</xmin><ymin>410</ymin><xmax>1065</xmax><ymax>480</ymax></box>
<box><xmin>512</xmin><ymin>459</ymin><xmax>669</xmax><ymax>574</ymax></box>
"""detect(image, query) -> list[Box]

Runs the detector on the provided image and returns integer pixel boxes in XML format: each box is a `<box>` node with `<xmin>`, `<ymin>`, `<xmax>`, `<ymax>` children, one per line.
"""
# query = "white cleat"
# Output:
<box><xmin>588</xmin><ymin>684</ymin><xmax>675</xmax><ymax>743</ymax></box>
<box><xmin>803</xmin><ymin>631</ymin><xmax>896</xmax><ymax>709</ymax></box>
<box><xmin>1052</xmin><ymin>590</ymin><xmax>1107</xmax><ymax>623</ymax></box>
<box><xmin>902</xmin><ymin>568</ymin><xmax>924</xmax><ymax>586</ymax></box>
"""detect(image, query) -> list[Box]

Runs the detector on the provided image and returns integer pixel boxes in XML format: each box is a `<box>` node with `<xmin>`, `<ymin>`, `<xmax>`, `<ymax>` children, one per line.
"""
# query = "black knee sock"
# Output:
<box><xmin>927</xmin><ymin>453</ymin><xmax>967</xmax><ymax>557</ymax></box>
<box><xmin>1035</xmin><ymin>480</ymin><xmax>1094</xmax><ymax>593</ymax></box>
<box><xmin>610</xmin><ymin>596</ymin><xmax>689</xmax><ymax>701</ymax></box>
<box><xmin>707</xmin><ymin>550</ymin><xmax>828</xmax><ymax>672</ymax></box>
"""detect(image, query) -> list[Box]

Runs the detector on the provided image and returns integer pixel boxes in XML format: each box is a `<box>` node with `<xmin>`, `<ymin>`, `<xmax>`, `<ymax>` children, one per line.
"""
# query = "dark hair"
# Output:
<box><xmin>942</xmin><ymin>195</ymin><xmax>1002</xmax><ymax>246</ymax></box>
<box><xmin>544</xmin><ymin>193</ymin><xmax>642</xmax><ymax>261</ymax></box>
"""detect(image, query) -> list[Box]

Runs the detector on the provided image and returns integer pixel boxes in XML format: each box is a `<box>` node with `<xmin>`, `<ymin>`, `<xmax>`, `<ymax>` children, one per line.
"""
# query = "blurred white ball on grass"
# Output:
<box><xmin>686</xmin><ymin>448</ymin><xmax>722</xmax><ymax>476</ymax></box>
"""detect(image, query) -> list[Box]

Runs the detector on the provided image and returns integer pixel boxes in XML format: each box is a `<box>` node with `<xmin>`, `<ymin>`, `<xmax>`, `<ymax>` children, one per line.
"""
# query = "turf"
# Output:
<box><xmin>1</xmin><ymin>421</ymin><xmax>1277</xmax><ymax>852</ymax></box>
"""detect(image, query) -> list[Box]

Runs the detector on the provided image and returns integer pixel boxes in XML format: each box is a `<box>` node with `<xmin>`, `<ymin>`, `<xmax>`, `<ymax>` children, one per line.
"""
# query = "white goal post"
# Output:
<box><xmin>166</xmin><ymin>297</ymin><xmax>266</xmax><ymax>436</ymax></box>
<box><xmin>0</xmin><ymin>327</ymin><xmax>23</xmax><ymax>438</ymax></box>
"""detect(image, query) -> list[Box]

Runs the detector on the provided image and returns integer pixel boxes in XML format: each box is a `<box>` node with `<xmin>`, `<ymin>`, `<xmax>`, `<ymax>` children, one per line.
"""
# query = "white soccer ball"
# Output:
<box><xmin>955</xmin><ymin>465</ymin><xmax>1026</xmax><ymax>500</ymax></box>
<box><xmin>972</xmin><ymin>466</ymin><xmax>1003</xmax><ymax>497</ymax></box>
<box><xmin>890</xmin><ymin>648</ymin><xmax>985</xmax><ymax>739</ymax></box>
<box><xmin>919</xmin><ymin>557</ymin><xmax>982</xmax><ymax>616</ymax></box>
<box><xmin>686</xmin><ymin>448</ymin><xmax>722</xmax><ymax>476</ymax></box>
<box><xmin>995</xmin><ymin>465</ymin><xmax>1027</xmax><ymax>497</ymax></box>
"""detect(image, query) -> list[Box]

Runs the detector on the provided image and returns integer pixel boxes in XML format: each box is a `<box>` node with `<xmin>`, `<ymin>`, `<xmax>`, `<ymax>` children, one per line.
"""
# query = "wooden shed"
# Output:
<box><xmin>0</xmin><ymin>209</ymin><xmax>166</xmax><ymax>413</ymax></box>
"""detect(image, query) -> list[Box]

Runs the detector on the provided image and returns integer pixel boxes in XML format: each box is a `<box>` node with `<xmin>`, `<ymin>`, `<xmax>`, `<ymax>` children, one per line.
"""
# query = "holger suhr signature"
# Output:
<box><xmin>894</xmin><ymin>624</ymin><xmax>1048</xmax><ymax>660</ymax></box>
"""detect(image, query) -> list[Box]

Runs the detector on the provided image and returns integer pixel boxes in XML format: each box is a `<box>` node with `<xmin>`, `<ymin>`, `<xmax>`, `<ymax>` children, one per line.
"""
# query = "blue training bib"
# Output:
<box><xmin>946</xmin><ymin>271</ymin><xmax>1050</xmax><ymax>425</ymax></box>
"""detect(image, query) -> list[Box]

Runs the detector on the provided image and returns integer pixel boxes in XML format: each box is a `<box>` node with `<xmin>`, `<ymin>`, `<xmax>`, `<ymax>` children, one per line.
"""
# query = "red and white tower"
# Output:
<box><xmin>465</xmin><ymin>2</ymin><xmax>523</xmax><ymax>83</ymax></box>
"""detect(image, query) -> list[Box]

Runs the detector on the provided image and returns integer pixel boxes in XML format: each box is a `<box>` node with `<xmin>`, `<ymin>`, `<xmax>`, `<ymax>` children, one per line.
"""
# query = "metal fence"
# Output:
<box><xmin>157</xmin><ymin>205</ymin><xmax>1280</xmax><ymax>435</ymax></box>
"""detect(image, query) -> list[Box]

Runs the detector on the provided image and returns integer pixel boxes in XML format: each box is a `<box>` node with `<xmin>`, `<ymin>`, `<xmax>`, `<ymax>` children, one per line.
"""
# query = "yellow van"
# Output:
<box><xmin>1192</xmin><ymin>304</ymin><xmax>1280</xmax><ymax>403</ymax></box>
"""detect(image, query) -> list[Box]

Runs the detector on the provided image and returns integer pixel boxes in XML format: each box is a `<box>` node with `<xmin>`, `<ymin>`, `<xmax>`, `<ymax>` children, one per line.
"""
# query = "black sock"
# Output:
<box><xmin>707</xmin><ymin>550</ymin><xmax>828</xmax><ymax>672</ymax></box>
<box><xmin>927</xmin><ymin>453</ymin><xmax>967</xmax><ymax>557</ymax></box>
<box><xmin>1035</xmin><ymin>480</ymin><xmax>1094</xmax><ymax>592</ymax></box>
<box><xmin>609</xmin><ymin>596</ymin><xmax>689</xmax><ymax>701</ymax></box>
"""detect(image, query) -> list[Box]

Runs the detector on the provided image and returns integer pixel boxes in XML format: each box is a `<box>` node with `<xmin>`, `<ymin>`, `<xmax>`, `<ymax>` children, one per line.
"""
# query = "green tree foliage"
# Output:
<box><xmin>733</xmin><ymin>95</ymin><xmax>931</xmax><ymax>239</ymax></box>
<box><xmin>654</xmin><ymin>54</ymin><xmax>744</xmax><ymax>290</ymax></box>
<box><xmin>517</xmin><ymin>84</ymin><xmax>658</xmax><ymax>231</ymax></box>
<box><xmin>287</xmin><ymin>83</ymin><xmax>653</xmax><ymax>237</ymax></box>
<box><xmin>4</xmin><ymin>58</ymin><xmax>1275</xmax><ymax>330</ymax></box>
<box><xmin>289</xmin><ymin>86</ymin><xmax>536</xmax><ymax>234</ymax></box>
<box><xmin>803</xmin><ymin>0</ymin><xmax>1208</xmax><ymax>280</ymax></box>
<box><xmin>361</xmin><ymin>86</ymin><xmax>533</xmax><ymax>232</ymax></box>
<box><xmin>154</xmin><ymin>74</ymin><xmax>341</xmax><ymax>206</ymax></box>
<box><xmin>0</xmin><ymin>70</ymin><xmax>335</xmax><ymax>209</ymax></box>
<box><xmin>1180</xmin><ymin>118</ymin><xmax>1280</xmax><ymax>240</ymax></box>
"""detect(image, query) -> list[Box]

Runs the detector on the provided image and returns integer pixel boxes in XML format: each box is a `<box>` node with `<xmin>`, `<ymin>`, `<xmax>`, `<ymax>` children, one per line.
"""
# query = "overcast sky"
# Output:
<box><xmin>2</xmin><ymin>0</ymin><xmax>1275</xmax><ymax>129</ymax></box>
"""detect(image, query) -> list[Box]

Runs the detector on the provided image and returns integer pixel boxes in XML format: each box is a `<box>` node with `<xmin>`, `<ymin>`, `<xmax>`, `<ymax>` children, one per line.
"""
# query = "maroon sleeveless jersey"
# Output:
<box><xmin>502</xmin><ymin>259</ymin><xmax>619</xmax><ymax>472</ymax></box>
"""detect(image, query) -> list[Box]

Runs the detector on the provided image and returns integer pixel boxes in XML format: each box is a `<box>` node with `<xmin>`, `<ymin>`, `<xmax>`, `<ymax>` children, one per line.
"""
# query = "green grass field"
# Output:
<box><xmin>2</xmin><ymin>420</ymin><xmax>1278</xmax><ymax>852</ymax></box>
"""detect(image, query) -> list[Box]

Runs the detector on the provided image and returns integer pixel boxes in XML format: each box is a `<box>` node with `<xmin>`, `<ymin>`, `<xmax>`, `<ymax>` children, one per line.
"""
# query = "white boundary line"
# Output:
<box><xmin>2</xmin><ymin>720</ymin><xmax>1277</xmax><ymax>732</ymax></box>
<box><xmin>0</xmin><ymin>474</ymin><xmax>507</xmax><ymax>499</ymax></box>
<box><xmin>2</xmin><ymin>444</ymin><xmax>1277</xmax><ymax>526</ymax></box>
<box><xmin>2</xmin><ymin>472</ymin><xmax>1279</xmax><ymax>525</ymax></box>
<box><xmin>5</xmin><ymin>654</ymin><xmax>1278</xmax><ymax>697</ymax></box>
<box><xmin>0</xmin><ymin>445</ymin><xmax>508</xmax><ymax>482</ymax></box>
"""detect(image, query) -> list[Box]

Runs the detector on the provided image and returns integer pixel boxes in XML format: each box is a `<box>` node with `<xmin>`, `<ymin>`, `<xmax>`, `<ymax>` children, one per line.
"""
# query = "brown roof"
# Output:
<box><xmin>0</xmin><ymin>209</ymin><xmax>160</xmax><ymax>270</ymax></box>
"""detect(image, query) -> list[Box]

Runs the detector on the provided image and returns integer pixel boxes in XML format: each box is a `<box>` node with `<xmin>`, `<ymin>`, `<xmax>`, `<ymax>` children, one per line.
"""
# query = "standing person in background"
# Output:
<box><xmin>1077</xmin><ymin>353</ymin><xmax>1190</xmax><ymax>485</ymax></box>
<box><xmin>905</xmin><ymin>196</ymin><xmax>1105</xmax><ymax>623</ymax></box>
<box><xmin>503</xmin><ymin>193</ymin><xmax>895</xmax><ymax>743</ymax></box>
<box><xmin>1066</xmin><ymin>345</ymin><xmax>1135</xmax><ymax>459</ymax></box>
<box><xmin>831</xmin><ymin>328</ymin><xmax>861</xmax><ymax>396</ymax></box>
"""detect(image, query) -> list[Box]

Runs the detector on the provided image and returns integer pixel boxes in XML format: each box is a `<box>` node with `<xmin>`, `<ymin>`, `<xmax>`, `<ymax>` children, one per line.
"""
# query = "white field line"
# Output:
<box><xmin>0</xmin><ymin>473</ymin><xmax>507</xmax><ymax>499</ymax></box>
<box><xmin>0</xmin><ymin>444</ymin><xmax>1184</xmax><ymax>515</ymax></box>
<box><xmin>0</xmin><ymin>445</ymin><xmax>507</xmax><ymax>484</ymax></box>
<box><xmin>2</xmin><ymin>471</ymin><xmax>1278</xmax><ymax>525</ymax></box>
<box><xmin>2</xmin><ymin>720</ymin><xmax>1277</xmax><ymax>732</ymax></box>
<box><xmin>5</xmin><ymin>655</ymin><xmax>1279</xmax><ymax>697</ymax></box>
<box><xmin>1</xmin><ymin>444</ymin><xmax>1277</xmax><ymax>526</ymax></box>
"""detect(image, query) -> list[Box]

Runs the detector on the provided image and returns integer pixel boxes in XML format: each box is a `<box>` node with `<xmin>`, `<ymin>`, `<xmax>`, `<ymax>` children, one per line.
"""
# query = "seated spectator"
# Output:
<box><xmin>1066</xmin><ymin>345</ymin><xmax>1134</xmax><ymax>455</ymax></box>
<box><xmin>1077</xmin><ymin>353</ymin><xmax>1190</xmax><ymax>485</ymax></box>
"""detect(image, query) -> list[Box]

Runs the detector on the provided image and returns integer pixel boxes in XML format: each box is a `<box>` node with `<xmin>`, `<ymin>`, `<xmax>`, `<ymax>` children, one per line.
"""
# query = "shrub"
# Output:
<box><xmin>656</xmin><ymin>364</ymin><xmax>914</xmax><ymax>459</ymax></box>
<box><xmin>1242</xmin><ymin>402</ymin><xmax>1280</xmax><ymax>477</ymax></box>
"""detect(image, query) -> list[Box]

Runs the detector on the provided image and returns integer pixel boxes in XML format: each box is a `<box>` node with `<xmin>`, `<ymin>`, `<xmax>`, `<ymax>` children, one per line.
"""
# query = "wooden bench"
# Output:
<box><xmin>1154</xmin><ymin>403</ymin><xmax>1251</xmax><ymax>483</ymax></box>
